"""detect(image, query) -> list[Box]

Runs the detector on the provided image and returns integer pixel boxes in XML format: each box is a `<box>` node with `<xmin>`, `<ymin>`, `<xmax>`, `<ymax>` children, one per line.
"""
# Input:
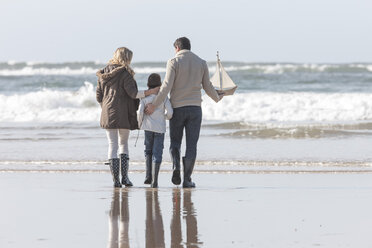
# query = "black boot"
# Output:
<box><xmin>108</xmin><ymin>158</ymin><xmax>122</xmax><ymax>188</ymax></box>
<box><xmin>170</xmin><ymin>148</ymin><xmax>181</xmax><ymax>185</ymax></box>
<box><xmin>120</xmin><ymin>154</ymin><xmax>133</xmax><ymax>187</ymax></box>
<box><xmin>182</xmin><ymin>157</ymin><xmax>196</xmax><ymax>188</ymax></box>
<box><xmin>151</xmin><ymin>162</ymin><xmax>161</xmax><ymax>188</ymax></box>
<box><xmin>144</xmin><ymin>154</ymin><xmax>152</xmax><ymax>184</ymax></box>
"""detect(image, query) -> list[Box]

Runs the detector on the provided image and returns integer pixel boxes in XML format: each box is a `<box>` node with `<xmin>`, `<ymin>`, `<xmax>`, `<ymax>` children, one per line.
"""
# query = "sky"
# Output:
<box><xmin>0</xmin><ymin>0</ymin><xmax>371</xmax><ymax>63</ymax></box>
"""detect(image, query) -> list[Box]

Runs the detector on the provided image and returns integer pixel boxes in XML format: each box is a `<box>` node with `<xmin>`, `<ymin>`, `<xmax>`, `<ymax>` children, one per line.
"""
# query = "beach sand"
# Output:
<box><xmin>1</xmin><ymin>169</ymin><xmax>372</xmax><ymax>247</ymax></box>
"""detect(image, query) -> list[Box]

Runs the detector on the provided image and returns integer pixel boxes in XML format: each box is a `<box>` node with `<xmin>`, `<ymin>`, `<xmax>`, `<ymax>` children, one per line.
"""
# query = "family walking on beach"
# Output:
<box><xmin>96</xmin><ymin>37</ymin><xmax>223</xmax><ymax>188</ymax></box>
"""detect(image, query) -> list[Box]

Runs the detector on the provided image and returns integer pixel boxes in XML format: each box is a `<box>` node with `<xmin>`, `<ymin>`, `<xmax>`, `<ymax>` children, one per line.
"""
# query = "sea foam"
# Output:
<box><xmin>0</xmin><ymin>82</ymin><xmax>371</xmax><ymax>123</ymax></box>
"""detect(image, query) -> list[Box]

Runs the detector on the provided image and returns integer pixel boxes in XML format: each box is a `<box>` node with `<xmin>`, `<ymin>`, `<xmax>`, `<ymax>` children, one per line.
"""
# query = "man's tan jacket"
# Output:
<box><xmin>152</xmin><ymin>50</ymin><xmax>220</xmax><ymax>108</ymax></box>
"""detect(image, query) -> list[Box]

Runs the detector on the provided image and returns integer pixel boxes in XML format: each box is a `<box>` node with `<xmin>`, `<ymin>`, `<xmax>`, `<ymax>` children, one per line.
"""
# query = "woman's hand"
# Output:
<box><xmin>150</xmin><ymin>86</ymin><xmax>160</xmax><ymax>95</ymax></box>
<box><xmin>145</xmin><ymin>87</ymin><xmax>160</xmax><ymax>96</ymax></box>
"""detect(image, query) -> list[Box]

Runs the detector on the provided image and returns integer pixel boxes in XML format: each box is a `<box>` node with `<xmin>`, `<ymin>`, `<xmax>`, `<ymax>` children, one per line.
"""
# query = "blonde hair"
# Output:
<box><xmin>108</xmin><ymin>47</ymin><xmax>135</xmax><ymax>76</ymax></box>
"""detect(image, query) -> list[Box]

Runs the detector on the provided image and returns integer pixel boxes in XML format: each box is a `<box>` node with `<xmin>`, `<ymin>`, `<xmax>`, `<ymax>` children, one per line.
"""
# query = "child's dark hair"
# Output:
<box><xmin>147</xmin><ymin>73</ymin><xmax>162</xmax><ymax>89</ymax></box>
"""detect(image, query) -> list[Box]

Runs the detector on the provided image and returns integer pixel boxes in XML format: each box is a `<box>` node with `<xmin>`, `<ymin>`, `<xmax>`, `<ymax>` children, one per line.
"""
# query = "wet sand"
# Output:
<box><xmin>1</xmin><ymin>171</ymin><xmax>372</xmax><ymax>247</ymax></box>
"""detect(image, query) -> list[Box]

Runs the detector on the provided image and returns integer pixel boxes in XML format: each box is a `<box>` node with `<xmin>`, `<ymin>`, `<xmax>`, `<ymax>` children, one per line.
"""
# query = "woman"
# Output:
<box><xmin>96</xmin><ymin>47</ymin><xmax>159</xmax><ymax>188</ymax></box>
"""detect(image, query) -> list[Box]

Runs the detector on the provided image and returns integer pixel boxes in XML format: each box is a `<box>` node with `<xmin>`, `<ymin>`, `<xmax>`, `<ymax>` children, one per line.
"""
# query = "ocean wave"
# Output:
<box><xmin>204</xmin><ymin>121</ymin><xmax>372</xmax><ymax>130</ymax></box>
<box><xmin>202</xmin><ymin>92</ymin><xmax>372</xmax><ymax>123</ymax></box>
<box><xmin>0</xmin><ymin>66</ymin><xmax>166</xmax><ymax>76</ymax></box>
<box><xmin>0</xmin><ymin>66</ymin><xmax>99</xmax><ymax>76</ymax></box>
<box><xmin>1</xmin><ymin>62</ymin><xmax>372</xmax><ymax>76</ymax></box>
<box><xmin>210</xmin><ymin>63</ymin><xmax>372</xmax><ymax>74</ymax></box>
<box><xmin>0</xmin><ymin>82</ymin><xmax>371</xmax><ymax>123</ymax></box>
<box><xmin>0</xmin><ymin>82</ymin><xmax>100</xmax><ymax>122</ymax></box>
<box><xmin>218</xmin><ymin>126</ymin><xmax>372</xmax><ymax>139</ymax></box>
<box><xmin>202</xmin><ymin>122</ymin><xmax>372</xmax><ymax>139</ymax></box>
<box><xmin>134</xmin><ymin>67</ymin><xmax>166</xmax><ymax>73</ymax></box>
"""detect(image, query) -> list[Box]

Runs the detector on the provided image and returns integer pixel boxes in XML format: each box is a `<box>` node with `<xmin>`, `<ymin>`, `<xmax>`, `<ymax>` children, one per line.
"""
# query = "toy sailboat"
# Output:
<box><xmin>210</xmin><ymin>51</ymin><xmax>237</xmax><ymax>96</ymax></box>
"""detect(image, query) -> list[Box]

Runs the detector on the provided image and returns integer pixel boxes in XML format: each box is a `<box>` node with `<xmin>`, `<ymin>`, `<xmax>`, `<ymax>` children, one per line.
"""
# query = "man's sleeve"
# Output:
<box><xmin>202</xmin><ymin>62</ymin><xmax>220</xmax><ymax>103</ymax></box>
<box><xmin>164</xmin><ymin>97</ymin><xmax>173</xmax><ymax>120</ymax></box>
<box><xmin>152</xmin><ymin>59</ymin><xmax>176</xmax><ymax>107</ymax></box>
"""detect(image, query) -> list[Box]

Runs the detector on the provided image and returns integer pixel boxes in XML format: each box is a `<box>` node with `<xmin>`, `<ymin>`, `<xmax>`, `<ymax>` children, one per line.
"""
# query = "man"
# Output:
<box><xmin>145</xmin><ymin>37</ymin><xmax>223</xmax><ymax>188</ymax></box>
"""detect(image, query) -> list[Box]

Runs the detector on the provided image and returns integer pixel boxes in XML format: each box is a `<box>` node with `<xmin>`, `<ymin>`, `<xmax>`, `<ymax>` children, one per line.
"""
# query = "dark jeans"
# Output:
<box><xmin>169</xmin><ymin>106</ymin><xmax>202</xmax><ymax>161</ymax></box>
<box><xmin>144</xmin><ymin>131</ymin><xmax>165</xmax><ymax>163</ymax></box>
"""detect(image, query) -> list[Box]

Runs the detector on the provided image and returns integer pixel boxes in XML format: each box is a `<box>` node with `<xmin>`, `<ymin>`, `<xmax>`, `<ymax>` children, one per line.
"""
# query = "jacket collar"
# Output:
<box><xmin>96</xmin><ymin>64</ymin><xmax>126</xmax><ymax>85</ymax></box>
<box><xmin>175</xmin><ymin>49</ymin><xmax>191</xmax><ymax>57</ymax></box>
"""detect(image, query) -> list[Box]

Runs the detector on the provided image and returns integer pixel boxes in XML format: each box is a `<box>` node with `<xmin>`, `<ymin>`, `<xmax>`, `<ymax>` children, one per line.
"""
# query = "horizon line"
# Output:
<box><xmin>1</xmin><ymin>60</ymin><xmax>372</xmax><ymax>65</ymax></box>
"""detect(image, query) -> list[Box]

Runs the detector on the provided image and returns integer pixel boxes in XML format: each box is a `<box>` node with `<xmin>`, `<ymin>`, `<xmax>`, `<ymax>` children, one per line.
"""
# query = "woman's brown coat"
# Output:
<box><xmin>96</xmin><ymin>64</ymin><xmax>139</xmax><ymax>130</ymax></box>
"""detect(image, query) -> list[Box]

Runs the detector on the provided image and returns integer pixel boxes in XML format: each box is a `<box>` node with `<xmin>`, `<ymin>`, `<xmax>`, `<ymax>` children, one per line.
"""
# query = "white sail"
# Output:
<box><xmin>210</xmin><ymin>52</ymin><xmax>237</xmax><ymax>96</ymax></box>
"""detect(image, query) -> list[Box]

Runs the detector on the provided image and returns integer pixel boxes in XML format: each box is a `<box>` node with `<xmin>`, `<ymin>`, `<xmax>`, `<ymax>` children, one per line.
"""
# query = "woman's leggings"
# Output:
<box><xmin>105</xmin><ymin>129</ymin><xmax>130</xmax><ymax>159</ymax></box>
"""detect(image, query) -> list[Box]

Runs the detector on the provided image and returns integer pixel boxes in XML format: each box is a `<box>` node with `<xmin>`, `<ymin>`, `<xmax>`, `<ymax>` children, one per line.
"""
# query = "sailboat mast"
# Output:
<box><xmin>217</xmin><ymin>51</ymin><xmax>223</xmax><ymax>90</ymax></box>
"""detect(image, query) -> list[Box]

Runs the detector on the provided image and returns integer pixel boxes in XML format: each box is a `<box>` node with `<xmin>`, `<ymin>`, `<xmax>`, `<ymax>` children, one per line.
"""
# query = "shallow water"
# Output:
<box><xmin>0</xmin><ymin>125</ymin><xmax>371</xmax><ymax>164</ymax></box>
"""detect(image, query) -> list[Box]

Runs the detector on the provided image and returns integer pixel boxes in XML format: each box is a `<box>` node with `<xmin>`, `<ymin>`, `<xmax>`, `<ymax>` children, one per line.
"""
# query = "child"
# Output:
<box><xmin>137</xmin><ymin>73</ymin><xmax>173</xmax><ymax>188</ymax></box>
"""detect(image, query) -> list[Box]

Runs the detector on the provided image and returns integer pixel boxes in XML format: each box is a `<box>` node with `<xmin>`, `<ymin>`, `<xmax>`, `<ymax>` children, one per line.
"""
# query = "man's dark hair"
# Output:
<box><xmin>147</xmin><ymin>73</ymin><xmax>162</xmax><ymax>89</ymax></box>
<box><xmin>173</xmin><ymin>37</ymin><xmax>191</xmax><ymax>50</ymax></box>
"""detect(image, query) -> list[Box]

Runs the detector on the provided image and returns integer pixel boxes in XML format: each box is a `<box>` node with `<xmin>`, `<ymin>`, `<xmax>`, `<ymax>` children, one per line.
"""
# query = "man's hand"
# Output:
<box><xmin>217</xmin><ymin>90</ymin><xmax>225</xmax><ymax>101</ymax></box>
<box><xmin>145</xmin><ymin>103</ymin><xmax>156</xmax><ymax>115</ymax></box>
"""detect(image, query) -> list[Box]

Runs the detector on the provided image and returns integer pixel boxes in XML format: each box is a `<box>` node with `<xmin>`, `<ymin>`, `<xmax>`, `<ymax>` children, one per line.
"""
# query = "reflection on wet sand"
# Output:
<box><xmin>107</xmin><ymin>188</ymin><xmax>201</xmax><ymax>247</ymax></box>
<box><xmin>107</xmin><ymin>189</ymin><xmax>130</xmax><ymax>248</ymax></box>
<box><xmin>171</xmin><ymin>189</ymin><xmax>182</xmax><ymax>248</ymax></box>
<box><xmin>146</xmin><ymin>189</ymin><xmax>165</xmax><ymax>248</ymax></box>
<box><xmin>171</xmin><ymin>189</ymin><xmax>202</xmax><ymax>247</ymax></box>
<box><xmin>183</xmin><ymin>190</ymin><xmax>201</xmax><ymax>247</ymax></box>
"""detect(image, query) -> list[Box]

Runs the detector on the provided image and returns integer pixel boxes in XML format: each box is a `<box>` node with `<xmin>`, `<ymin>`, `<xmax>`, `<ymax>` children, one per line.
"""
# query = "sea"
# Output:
<box><xmin>0</xmin><ymin>61</ymin><xmax>371</xmax><ymax>171</ymax></box>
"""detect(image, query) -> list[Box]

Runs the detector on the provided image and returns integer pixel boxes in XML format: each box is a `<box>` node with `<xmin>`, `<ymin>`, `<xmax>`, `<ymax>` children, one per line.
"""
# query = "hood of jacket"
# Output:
<box><xmin>96</xmin><ymin>64</ymin><xmax>127</xmax><ymax>86</ymax></box>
